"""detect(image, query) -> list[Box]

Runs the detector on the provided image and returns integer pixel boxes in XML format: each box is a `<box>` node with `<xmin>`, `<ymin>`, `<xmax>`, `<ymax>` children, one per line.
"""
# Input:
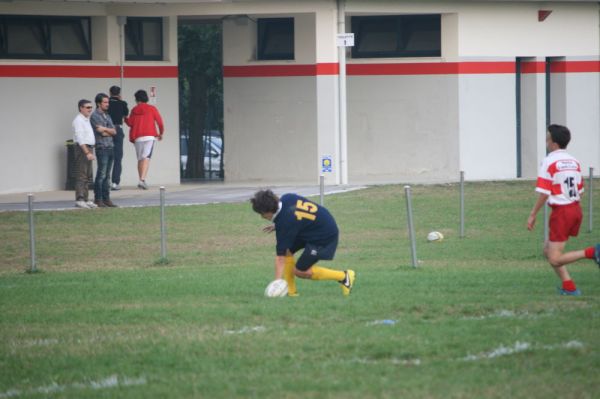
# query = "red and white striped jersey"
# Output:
<box><xmin>536</xmin><ymin>149</ymin><xmax>584</xmax><ymax>206</ymax></box>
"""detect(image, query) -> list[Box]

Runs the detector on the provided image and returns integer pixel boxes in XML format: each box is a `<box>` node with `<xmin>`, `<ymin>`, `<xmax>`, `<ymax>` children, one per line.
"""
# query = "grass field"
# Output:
<box><xmin>1</xmin><ymin>181</ymin><xmax>599</xmax><ymax>398</ymax></box>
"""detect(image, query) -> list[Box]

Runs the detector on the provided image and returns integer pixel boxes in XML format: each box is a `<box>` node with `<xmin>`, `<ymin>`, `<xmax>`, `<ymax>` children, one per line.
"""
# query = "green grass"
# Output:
<box><xmin>0</xmin><ymin>181</ymin><xmax>599</xmax><ymax>398</ymax></box>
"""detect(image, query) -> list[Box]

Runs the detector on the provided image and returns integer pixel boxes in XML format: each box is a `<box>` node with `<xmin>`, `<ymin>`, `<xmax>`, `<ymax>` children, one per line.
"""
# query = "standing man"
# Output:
<box><xmin>72</xmin><ymin>99</ymin><xmax>97</xmax><ymax>209</ymax></box>
<box><xmin>251</xmin><ymin>189</ymin><xmax>355</xmax><ymax>297</ymax></box>
<box><xmin>125</xmin><ymin>89</ymin><xmax>164</xmax><ymax>190</ymax></box>
<box><xmin>90</xmin><ymin>93</ymin><xmax>118</xmax><ymax>208</ymax></box>
<box><xmin>108</xmin><ymin>85</ymin><xmax>129</xmax><ymax>191</ymax></box>
<box><xmin>527</xmin><ymin>124</ymin><xmax>600</xmax><ymax>296</ymax></box>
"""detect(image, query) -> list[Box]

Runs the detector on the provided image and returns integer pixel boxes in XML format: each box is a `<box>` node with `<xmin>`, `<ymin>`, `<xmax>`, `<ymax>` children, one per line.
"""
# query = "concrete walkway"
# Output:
<box><xmin>0</xmin><ymin>183</ymin><xmax>367</xmax><ymax>212</ymax></box>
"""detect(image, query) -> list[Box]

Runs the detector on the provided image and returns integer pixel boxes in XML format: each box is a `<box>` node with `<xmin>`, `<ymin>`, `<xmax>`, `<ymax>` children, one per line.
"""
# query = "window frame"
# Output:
<box><xmin>351</xmin><ymin>14</ymin><xmax>441</xmax><ymax>59</ymax></box>
<box><xmin>0</xmin><ymin>15</ymin><xmax>91</xmax><ymax>60</ymax></box>
<box><xmin>125</xmin><ymin>17</ymin><xmax>164</xmax><ymax>61</ymax></box>
<box><xmin>256</xmin><ymin>17</ymin><xmax>294</xmax><ymax>61</ymax></box>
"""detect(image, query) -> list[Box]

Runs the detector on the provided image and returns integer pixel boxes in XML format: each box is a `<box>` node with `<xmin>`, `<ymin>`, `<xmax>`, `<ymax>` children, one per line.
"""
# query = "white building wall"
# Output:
<box><xmin>347</xmin><ymin>75</ymin><xmax>460</xmax><ymax>183</ymax></box>
<box><xmin>456</xmin><ymin>3</ymin><xmax>598</xmax><ymax>57</ymax></box>
<box><xmin>457</xmin><ymin>74</ymin><xmax>517</xmax><ymax>180</ymax></box>
<box><xmin>223</xmin><ymin>76</ymin><xmax>318</xmax><ymax>183</ymax></box>
<box><xmin>562</xmin><ymin>71</ymin><xmax>600</xmax><ymax>173</ymax></box>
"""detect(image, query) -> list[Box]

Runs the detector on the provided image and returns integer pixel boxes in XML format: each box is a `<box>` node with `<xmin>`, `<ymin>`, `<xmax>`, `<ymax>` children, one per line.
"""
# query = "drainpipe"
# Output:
<box><xmin>337</xmin><ymin>0</ymin><xmax>348</xmax><ymax>185</ymax></box>
<box><xmin>117</xmin><ymin>16</ymin><xmax>127</xmax><ymax>89</ymax></box>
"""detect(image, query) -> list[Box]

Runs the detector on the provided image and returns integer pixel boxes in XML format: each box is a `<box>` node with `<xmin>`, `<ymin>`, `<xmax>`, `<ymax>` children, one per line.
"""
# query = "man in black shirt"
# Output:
<box><xmin>107</xmin><ymin>85</ymin><xmax>129</xmax><ymax>190</ymax></box>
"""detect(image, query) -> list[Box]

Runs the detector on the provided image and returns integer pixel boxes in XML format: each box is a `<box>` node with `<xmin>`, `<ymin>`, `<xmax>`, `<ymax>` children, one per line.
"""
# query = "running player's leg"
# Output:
<box><xmin>545</xmin><ymin>241</ymin><xmax>579</xmax><ymax>295</ymax></box>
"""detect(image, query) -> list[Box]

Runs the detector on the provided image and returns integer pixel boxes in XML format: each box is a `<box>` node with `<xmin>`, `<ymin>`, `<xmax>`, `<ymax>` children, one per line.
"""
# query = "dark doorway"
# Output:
<box><xmin>178</xmin><ymin>20</ymin><xmax>224</xmax><ymax>181</ymax></box>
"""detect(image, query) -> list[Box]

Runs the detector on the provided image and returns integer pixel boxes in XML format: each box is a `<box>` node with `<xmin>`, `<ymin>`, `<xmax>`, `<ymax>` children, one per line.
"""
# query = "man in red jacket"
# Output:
<box><xmin>125</xmin><ymin>89</ymin><xmax>165</xmax><ymax>189</ymax></box>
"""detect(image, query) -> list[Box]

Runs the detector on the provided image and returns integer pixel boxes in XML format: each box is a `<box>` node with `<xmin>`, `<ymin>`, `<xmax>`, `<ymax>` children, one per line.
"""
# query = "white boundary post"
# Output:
<box><xmin>404</xmin><ymin>185</ymin><xmax>418</xmax><ymax>268</ymax></box>
<box><xmin>27</xmin><ymin>194</ymin><xmax>37</xmax><ymax>273</ymax></box>
<box><xmin>160</xmin><ymin>186</ymin><xmax>167</xmax><ymax>260</ymax></box>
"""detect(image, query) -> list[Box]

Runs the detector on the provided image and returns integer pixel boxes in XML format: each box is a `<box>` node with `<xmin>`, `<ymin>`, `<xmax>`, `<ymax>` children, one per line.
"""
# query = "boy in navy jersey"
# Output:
<box><xmin>527</xmin><ymin>124</ymin><xmax>600</xmax><ymax>296</ymax></box>
<box><xmin>251</xmin><ymin>189</ymin><xmax>355</xmax><ymax>296</ymax></box>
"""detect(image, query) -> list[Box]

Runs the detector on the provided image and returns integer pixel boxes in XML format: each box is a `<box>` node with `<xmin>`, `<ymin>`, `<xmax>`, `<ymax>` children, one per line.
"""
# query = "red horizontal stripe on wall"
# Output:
<box><xmin>348</xmin><ymin>62</ymin><xmax>515</xmax><ymax>75</ymax></box>
<box><xmin>223</xmin><ymin>63</ymin><xmax>338</xmax><ymax>77</ymax></box>
<box><xmin>223</xmin><ymin>64</ymin><xmax>323</xmax><ymax>77</ymax></box>
<box><xmin>224</xmin><ymin>62</ymin><xmax>517</xmax><ymax>77</ymax></box>
<box><xmin>550</xmin><ymin>61</ymin><xmax>600</xmax><ymax>73</ymax></box>
<box><xmin>316</xmin><ymin>62</ymin><xmax>339</xmax><ymax>75</ymax></box>
<box><xmin>123</xmin><ymin>66</ymin><xmax>178</xmax><ymax>78</ymax></box>
<box><xmin>521</xmin><ymin>62</ymin><xmax>545</xmax><ymax>74</ymax></box>
<box><xmin>0</xmin><ymin>65</ymin><xmax>178</xmax><ymax>78</ymax></box>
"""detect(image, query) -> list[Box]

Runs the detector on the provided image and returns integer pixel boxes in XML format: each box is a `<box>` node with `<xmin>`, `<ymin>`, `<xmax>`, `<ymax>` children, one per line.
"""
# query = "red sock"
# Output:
<box><xmin>584</xmin><ymin>247</ymin><xmax>594</xmax><ymax>259</ymax></box>
<box><xmin>562</xmin><ymin>280</ymin><xmax>577</xmax><ymax>292</ymax></box>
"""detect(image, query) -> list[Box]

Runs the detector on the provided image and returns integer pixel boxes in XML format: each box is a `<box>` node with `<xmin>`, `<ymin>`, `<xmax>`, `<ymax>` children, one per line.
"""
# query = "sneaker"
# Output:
<box><xmin>86</xmin><ymin>201</ymin><xmax>98</xmax><ymax>208</ymax></box>
<box><xmin>94</xmin><ymin>200</ymin><xmax>107</xmax><ymax>208</ymax></box>
<box><xmin>594</xmin><ymin>244</ymin><xmax>600</xmax><ymax>267</ymax></box>
<box><xmin>339</xmin><ymin>270</ymin><xmax>356</xmax><ymax>296</ymax></box>
<box><xmin>137</xmin><ymin>180</ymin><xmax>148</xmax><ymax>190</ymax></box>
<box><xmin>103</xmin><ymin>199</ymin><xmax>118</xmax><ymax>208</ymax></box>
<box><xmin>557</xmin><ymin>287</ymin><xmax>582</xmax><ymax>296</ymax></box>
<box><xmin>111</xmin><ymin>183</ymin><xmax>121</xmax><ymax>191</ymax></box>
<box><xmin>75</xmin><ymin>200</ymin><xmax>90</xmax><ymax>209</ymax></box>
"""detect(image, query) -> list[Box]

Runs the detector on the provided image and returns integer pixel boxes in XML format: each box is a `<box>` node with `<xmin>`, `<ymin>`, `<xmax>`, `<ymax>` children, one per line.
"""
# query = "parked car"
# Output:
<box><xmin>180</xmin><ymin>131</ymin><xmax>223</xmax><ymax>178</ymax></box>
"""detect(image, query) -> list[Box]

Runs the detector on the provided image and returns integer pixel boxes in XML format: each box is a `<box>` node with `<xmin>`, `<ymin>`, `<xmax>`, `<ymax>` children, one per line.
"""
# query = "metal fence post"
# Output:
<box><xmin>589</xmin><ymin>167</ymin><xmax>594</xmax><ymax>233</ymax></box>
<box><xmin>319</xmin><ymin>174</ymin><xmax>325</xmax><ymax>206</ymax></box>
<box><xmin>404</xmin><ymin>185</ymin><xmax>418</xmax><ymax>268</ymax></box>
<box><xmin>28</xmin><ymin>194</ymin><xmax>37</xmax><ymax>273</ymax></box>
<box><xmin>460</xmin><ymin>171</ymin><xmax>465</xmax><ymax>238</ymax></box>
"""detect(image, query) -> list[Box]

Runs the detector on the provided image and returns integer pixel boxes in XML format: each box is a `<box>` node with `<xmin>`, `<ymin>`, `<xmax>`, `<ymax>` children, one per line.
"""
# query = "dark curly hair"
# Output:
<box><xmin>134</xmin><ymin>89</ymin><xmax>149</xmax><ymax>103</ymax></box>
<box><xmin>251</xmin><ymin>189</ymin><xmax>279</xmax><ymax>214</ymax></box>
<box><xmin>548</xmin><ymin>124</ymin><xmax>571</xmax><ymax>149</ymax></box>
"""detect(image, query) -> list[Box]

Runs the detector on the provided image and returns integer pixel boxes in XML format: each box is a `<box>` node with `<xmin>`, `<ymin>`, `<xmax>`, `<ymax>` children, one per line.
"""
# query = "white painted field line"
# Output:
<box><xmin>461</xmin><ymin>340</ymin><xmax>584</xmax><ymax>362</ymax></box>
<box><xmin>0</xmin><ymin>375</ymin><xmax>147</xmax><ymax>398</ymax></box>
<box><xmin>461</xmin><ymin>309</ymin><xmax>555</xmax><ymax>320</ymax></box>
<box><xmin>224</xmin><ymin>325</ymin><xmax>266</xmax><ymax>335</ymax></box>
<box><xmin>352</xmin><ymin>357</ymin><xmax>421</xmax><ymax>366</ymax></box>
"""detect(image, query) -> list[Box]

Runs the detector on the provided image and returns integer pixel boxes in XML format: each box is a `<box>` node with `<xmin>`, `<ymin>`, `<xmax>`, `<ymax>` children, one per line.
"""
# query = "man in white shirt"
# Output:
<box><xmin>72</xmin><ymin>99</ymin><xmax>97</xmax><ymax>209</ymax></box>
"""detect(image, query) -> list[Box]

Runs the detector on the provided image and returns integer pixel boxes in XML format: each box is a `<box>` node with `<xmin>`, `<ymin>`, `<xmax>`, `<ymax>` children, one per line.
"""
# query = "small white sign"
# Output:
<box><xmin>149</xmin><ymin>86</ymin><xmax>157</xmax><ymax>104</ymax></box>
<box><xmin>336</xmin><ymin>33</ymin><xmax>354</xmax><ymax>47</ymax></box>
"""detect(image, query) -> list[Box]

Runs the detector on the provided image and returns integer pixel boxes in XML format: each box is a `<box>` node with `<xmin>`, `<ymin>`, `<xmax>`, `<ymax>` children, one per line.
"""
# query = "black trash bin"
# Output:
<box><xmin>65</xmin><ymin>140</ymin><xmax>93</xmax><ymax>190</ymax></box>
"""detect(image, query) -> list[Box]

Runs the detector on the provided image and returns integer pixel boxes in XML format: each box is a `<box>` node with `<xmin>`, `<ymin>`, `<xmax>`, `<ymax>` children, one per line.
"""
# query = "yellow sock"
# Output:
<box><xmin>310</xmin><ymin>265</ymin><xmax>345</xmax><ymax>281</ymax></box>
<box><xmin>284</xmin><ymin>255</ymin><xmax>297</xmax><ymax>294</ymax></box>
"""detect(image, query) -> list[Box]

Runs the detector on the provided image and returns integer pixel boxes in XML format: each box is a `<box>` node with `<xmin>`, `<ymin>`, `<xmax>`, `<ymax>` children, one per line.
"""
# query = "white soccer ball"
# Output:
<box><xmin>264</xmin><ymin>279</ymin><xmax>288</xmax><ymax>298</ymax></box>
<box><xmin>427</xmin><ymin>231</ymin><xmax>444</xmax><ymax>242</ymax></box>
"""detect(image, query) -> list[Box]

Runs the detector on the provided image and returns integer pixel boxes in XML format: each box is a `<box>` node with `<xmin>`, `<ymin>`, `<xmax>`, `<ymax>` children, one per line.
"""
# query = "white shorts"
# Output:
<box><xmin>134</xmin><ymin>139</ymin><xmax>155</xmax><ymax>161</ymax></box>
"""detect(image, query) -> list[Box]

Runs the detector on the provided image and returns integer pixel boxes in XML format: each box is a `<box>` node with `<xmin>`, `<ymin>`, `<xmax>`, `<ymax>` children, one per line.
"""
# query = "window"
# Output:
<box><xmin>351</xmin><ymin>15</ymin><xmax>441</xmax><ymax>58</ymax></box>
<box><xmin>0</xmin><ymin>15</ymin><xmax>91</xmax><ymax>59</ymax></box>
<box><xmin>125</xmin><ymin>17</ymin><xmax>163</xmax><ymax>61</ymax></box>
<box><xmin>257</xmin><ymin>17</ymin><xmax>294</xmax><ymax>60</ymax></box>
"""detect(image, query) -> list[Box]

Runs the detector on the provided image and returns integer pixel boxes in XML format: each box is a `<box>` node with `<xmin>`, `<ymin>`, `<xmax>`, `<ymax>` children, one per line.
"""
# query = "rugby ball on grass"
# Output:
<box><xmin>427</xmin><ymin>231</ymin><xmax>444</xmax><ymax>242</ymax></box>
<box><xmin>264</xmin><ymin>279</ymin><xmax>288</xmax><ymax>298</ymax></box>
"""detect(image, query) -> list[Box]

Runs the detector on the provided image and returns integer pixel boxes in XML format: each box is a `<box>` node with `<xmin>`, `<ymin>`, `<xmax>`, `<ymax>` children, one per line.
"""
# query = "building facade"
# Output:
<box><xmin>0</xmin><ymin>0</ymin><xmax>598</xmax><ymax>194</ymax></box>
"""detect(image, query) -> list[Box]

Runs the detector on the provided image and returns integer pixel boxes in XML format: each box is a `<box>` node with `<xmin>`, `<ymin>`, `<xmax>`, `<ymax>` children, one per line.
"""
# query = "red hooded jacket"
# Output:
<box><xmin>125</xmin><ymin>102</ymin><xmax>164</xmax><ymax>143</ymax></box>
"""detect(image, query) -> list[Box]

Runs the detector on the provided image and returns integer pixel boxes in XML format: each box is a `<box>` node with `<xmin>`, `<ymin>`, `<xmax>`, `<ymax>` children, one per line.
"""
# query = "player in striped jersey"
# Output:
<box><xmin>527</xmin><ymin>124</ymin><xmax>600</xmax><ymax>296</ymax></box>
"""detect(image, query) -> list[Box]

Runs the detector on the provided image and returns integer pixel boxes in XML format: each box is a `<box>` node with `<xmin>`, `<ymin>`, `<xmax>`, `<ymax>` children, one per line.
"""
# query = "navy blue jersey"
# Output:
<box><xmin>273</xmin><ymin>193</ymin><xmax>339</xmax><ymax>257</ymax></box>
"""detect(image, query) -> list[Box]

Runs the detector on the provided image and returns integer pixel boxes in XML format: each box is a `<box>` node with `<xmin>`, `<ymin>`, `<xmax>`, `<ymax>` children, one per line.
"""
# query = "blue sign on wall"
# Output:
<box><xmin>322</xmin><ymin>155</ymin><xmax>332</xmax><ymax>173</ymax></box>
